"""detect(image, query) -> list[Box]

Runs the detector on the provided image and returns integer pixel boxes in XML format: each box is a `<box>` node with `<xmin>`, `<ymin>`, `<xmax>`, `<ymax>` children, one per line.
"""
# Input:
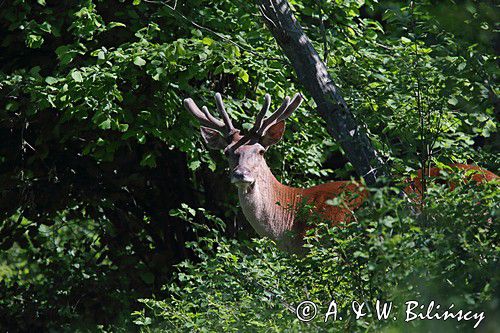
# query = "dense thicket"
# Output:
<box><xmin>0</xmin><ymin>0</ymin><xmax>498</xmax><ymax>331</ymax></box>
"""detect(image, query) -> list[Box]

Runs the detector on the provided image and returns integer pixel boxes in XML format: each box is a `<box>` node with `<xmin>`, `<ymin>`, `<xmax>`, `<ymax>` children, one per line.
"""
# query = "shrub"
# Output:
<box><xmin>132</xmin><ymin>179</ymin><xmax>499</xmax><ymax>332</ymax></box>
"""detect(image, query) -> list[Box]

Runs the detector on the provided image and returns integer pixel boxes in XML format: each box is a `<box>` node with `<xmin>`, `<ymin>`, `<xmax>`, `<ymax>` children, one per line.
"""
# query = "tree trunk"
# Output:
<box><xmin>257</xmin><ymin>0</ymin><xmax>386</xmax><ymax>185</ymax></box>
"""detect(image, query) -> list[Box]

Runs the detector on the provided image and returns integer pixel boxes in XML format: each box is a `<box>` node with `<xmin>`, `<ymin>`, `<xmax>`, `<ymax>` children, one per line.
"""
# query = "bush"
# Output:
<box><xmin>132</xmin><ymin>179</ymin><xmax>499</xmax><ymax>332</ymax></box>
<box><xmin>0</xmin><ymin>212</ymin><xmax>137</xmax><ymax>331</ymax></box>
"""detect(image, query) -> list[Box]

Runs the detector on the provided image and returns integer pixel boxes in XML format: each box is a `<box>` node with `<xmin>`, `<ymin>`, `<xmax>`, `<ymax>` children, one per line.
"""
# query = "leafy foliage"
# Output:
<box><xmin>0</xmin><ymin>212</ymin><xmax>137</xmax><ymax>331</ymax></box>
<box><xmin>0</xmin><ymin>0</ymin><xmax>497</xmax><ymax>331</ymax></box>
<box><xmin>133</xmin><ymin>180</ymin><xmax>500</xmax><ymax>332</ymax></box>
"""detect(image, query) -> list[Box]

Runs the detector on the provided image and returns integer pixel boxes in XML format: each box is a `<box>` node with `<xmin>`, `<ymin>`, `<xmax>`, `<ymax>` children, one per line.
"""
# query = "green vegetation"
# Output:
<box><xmin>133</xmin><ymin>180</ymin><xmax>499</xmax><ymax>332</ymax></box>
<box><xmin>0</xmin><ymin>0</ymin><xmax>498</xmax><ymax>332</ymax></box>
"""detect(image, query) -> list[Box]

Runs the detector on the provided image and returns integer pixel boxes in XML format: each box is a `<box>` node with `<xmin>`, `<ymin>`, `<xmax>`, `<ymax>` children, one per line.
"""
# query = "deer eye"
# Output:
<box><xmin>258</xmin><ymin>149</ymin><xmax>265</xmax><ymax>155</ymax></box>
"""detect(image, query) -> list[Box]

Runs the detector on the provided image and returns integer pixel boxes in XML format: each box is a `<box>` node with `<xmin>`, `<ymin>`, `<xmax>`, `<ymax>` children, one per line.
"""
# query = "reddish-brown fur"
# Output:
<box><xmin>283</xmin><ymin>164</ymin><xmax>497</xmax><ymax>250</ymax></box>
<box><xmin>404</xmin><ymin>163</ymin><xmax>498</xmax><ymax>198</ymax></box>
<box><xmin>291</xmin><ymin>181</ymin><xmax>369</xmax><ymax>244</ymax></box>
<box><xmin>301</xmin><ymin>181</ymin><xmax>368</xmax><ymax>225</ymax></box>
<box><xmin>300</xmin><ymin>164</ymin><xmax>498</xmax><ymax>223</ymax></box>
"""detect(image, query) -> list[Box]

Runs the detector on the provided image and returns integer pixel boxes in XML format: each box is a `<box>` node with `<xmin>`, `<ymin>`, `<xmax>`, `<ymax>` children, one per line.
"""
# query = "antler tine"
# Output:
<box><xmin>183</xmin><ymin>98</ymin><xmax>225</xmax><ymax>131</ymax></box>
<box><xmin>276</xmin><ymin>93</ymin><xmax>303</xmax><ymax>122</ymax></box>
<box><xmin>215</xmin><ymin>93</ymin><xmax>236</xmax><ymax>134</ymax></box>
<box><xmin>201</xmin><ymin>106</ymin><xmax>223</xmax><ymax>126</ymax></box>
<box><xmin>255</xmin><ymin>93</ymin><xmax>271</xmax><ymax>130</ymax></box>
<box><xmin>246</xmin><ymin>93</ymin><xmax>271</xmax><ymax>136</ymax></box>
<box><xmin>256</xmin><ymin>95</ymin><xmax>291</xmax><ymax>136</ymax></box>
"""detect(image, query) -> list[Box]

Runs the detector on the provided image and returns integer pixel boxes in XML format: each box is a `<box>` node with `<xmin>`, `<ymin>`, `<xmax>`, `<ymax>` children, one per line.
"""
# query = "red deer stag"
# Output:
<box><xmin>183</xmin><ymin>93</ymin><xmax>498</xmax><ymax>253</ymax></box>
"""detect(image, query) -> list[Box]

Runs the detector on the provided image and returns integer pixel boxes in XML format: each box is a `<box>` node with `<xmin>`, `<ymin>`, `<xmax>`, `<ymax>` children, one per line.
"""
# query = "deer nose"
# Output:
<box><xmin>231</xmin><ymin>169</ymin><xmax>254</xmax><ymax>185</ymax></box>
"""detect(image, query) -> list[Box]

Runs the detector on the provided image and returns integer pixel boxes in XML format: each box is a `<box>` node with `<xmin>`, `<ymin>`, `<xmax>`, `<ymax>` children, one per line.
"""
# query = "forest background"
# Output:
<box><xmin>0</xmin><ymin>0</ymin><xmax>498</xmax><ymax>331</ymax></box>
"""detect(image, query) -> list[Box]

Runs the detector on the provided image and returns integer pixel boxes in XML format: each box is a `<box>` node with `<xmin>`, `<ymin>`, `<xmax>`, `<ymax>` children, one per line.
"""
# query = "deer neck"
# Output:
<box><xmin>237</xmin><ymin>163</ymin><xmax>303</xmax><ymax>247</ymax></box>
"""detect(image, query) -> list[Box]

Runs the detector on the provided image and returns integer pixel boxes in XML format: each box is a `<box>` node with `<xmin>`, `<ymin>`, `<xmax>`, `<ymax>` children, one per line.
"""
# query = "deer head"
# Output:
<box><xmin>183</xmin><ymin>93</ymin><xmax>303</xmax><ymax>190</ymax></box>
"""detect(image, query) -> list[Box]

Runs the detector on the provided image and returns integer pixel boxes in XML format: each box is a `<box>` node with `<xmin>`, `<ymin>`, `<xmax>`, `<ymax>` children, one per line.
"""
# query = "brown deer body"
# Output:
<box><xmin>184</xmin><ymin>93</ymin><xmax>497</xmax><ymax>252</ymax></box>
<box><xmin>235</xmin><ymin>155</ymin><xmax>367</xmax><ymax>251</ymax></box>
<box><xmin>405</xmin><ymin>163</ymin><xmax>498</xmax><ymax>195</ymax></box>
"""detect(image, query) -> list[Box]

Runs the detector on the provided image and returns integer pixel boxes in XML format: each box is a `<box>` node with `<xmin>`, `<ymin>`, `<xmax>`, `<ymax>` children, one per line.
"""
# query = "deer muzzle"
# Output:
<box><xmin>231</xmin><ymin>168</ymin><xmax>255</xmax><ymax>187</ymax></box>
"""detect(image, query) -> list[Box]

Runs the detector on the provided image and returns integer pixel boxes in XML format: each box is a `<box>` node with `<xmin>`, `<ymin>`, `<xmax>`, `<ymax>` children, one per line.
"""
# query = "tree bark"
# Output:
<box><xmin>257</xmin><ymin>0</ymin><xmax>386</xmax><ymax>185</ymax></box>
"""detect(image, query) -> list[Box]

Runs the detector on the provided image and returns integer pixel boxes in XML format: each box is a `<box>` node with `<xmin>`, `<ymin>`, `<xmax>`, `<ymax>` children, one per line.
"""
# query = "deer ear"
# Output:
<box><xmin>200</xmin><ymin>126</ymin><xmax>226</xmax><ymax>150</ymax></box>
<box><xmin>260</xmin><ymin>120</ymin><xmax>285</xmax><ymax>147</ymax></box>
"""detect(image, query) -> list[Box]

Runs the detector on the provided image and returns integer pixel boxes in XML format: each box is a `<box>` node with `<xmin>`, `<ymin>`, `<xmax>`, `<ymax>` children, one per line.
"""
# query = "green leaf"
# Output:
<box><xmin>134</xmin><ymin>56</ymin><xmax>146</xmax><ymax>67</ymax></box>
<box><xmin>98</xmin><ymin>119</ymin><xmax>111</xmax><ymax>130</ymax></box>
<box><xmin>201</xmin><ymin>37</ymin><xmax>214</xmax><ymax>46</ymax></box>
<box><xmin>137</xmin><ymin>134</ymin><xmax>146</xmax><ymax>144</ymax></box>
<box><xmin>71</xmin><ymin>70</ymin><xmax>83</xmax><ymax>82</ymax></box>
<box><xmin>189</xmin><ymin>160</ymin><xmax>201</xmax><ymax>170</ymax></box>
<box><xmin>108</xmin><ymin>22</ymin><xmax>126</xmax><ymax>29</ymax></box>
<box><xmin>133</xmin><ymin>317</ymin><xmax>152</xmax><ymax>326</ymax></box>
<box><xmin>447</xmin><ymin>96</ymin><xmax>458</xmax><ymax>106</ymax></box>
<box><xmin>401</xmin><ymin>36</ymin><xmax>412</xmax><ymax>44</ymax></box>
<box><xmin>140</xmin><ymin>152</ymin><xmax>156</xmax><ymax>167</ymax></box>
<box><xmin>365</xmin><ymin>30</ymin><xmax>377</xmax><ymax>40</ymax></box>
<box><xmin>55</xmin><ymin>45</ymin><xmax>79</xmax><ymax>65</ymax></box>
<box><xmin>26</xmin><ymin>34</ymin><xmax>43</xmax><ymax>48</ymax></box>
<box><xmin>45</xmin><ymin>76</ymin><xmax>58</xmax><ymax>85</ymax></box>
<box><xmin>118</xmin><ymin>123</ymin><xmax>129</xmax><ymax>132</ymax></box>
<box><xmin>239</xmin><ymin>69</ymin><xmax>249</xmax><ymax>83</ymax></box>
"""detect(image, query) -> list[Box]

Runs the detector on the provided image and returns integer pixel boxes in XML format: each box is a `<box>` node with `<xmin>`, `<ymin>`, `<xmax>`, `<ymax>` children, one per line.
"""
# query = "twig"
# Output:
<box><xmin>317</xmin><ymin>0</ymin><xmax>328</xmax><ymax>62</ymax></box>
